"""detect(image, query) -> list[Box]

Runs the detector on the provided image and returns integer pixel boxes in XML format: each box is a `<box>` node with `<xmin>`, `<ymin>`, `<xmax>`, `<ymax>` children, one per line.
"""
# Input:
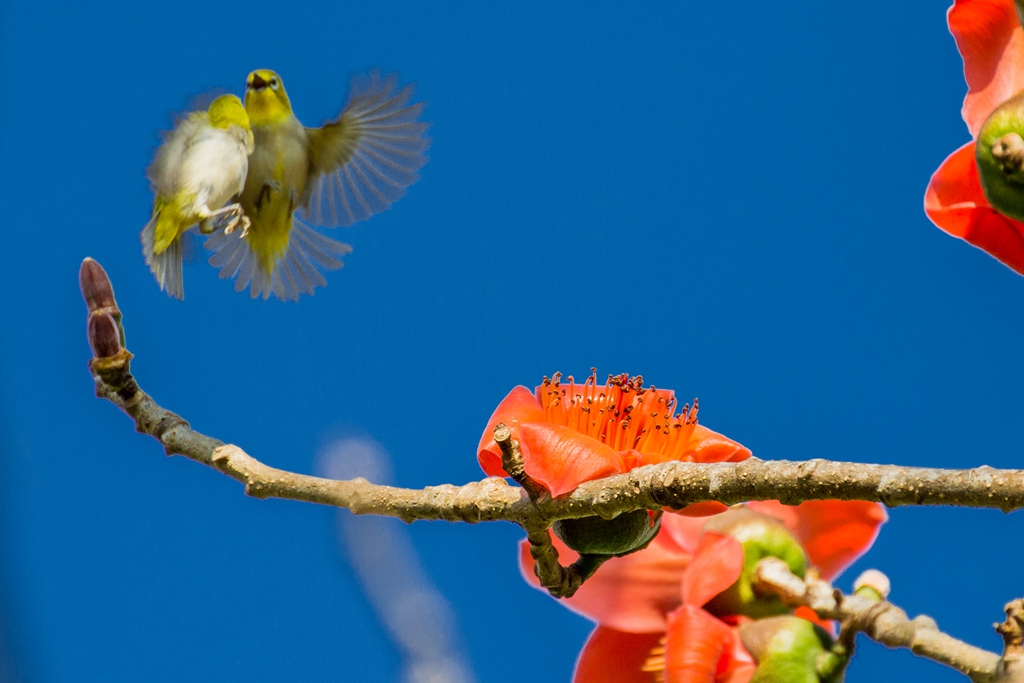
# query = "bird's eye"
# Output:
<box><xmin>270</xmin><ymin>78</ymin><xmax>279</xmax><ymax>90</ymax></box>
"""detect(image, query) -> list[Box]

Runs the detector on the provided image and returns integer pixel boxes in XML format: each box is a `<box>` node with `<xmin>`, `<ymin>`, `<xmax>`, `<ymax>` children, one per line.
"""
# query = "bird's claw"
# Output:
<box><xmin>213</xmin><ymin>204</ymin><xmax>247</xmax><ymax>235</ymax></box>
<box><xmin>226</xmin><ymin>215</ymin><xmax>251</xmax><ymax>239</ymax></box>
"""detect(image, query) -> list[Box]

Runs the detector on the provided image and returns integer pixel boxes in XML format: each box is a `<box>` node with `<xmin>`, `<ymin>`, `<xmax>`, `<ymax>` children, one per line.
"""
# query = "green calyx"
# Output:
<box><xmin>739</xmin><ymin>616</ymin><xmax>848</xmax><ymax>683</ymax></box>
<box><xmin>854</xmin><ymin>585</ymin><xmax>884</xmax><ymax>602</ymax></box>
<box><xmin>976</xmin><ymin>90</ymin><xmax>1024</xmax><ymax>222</ymax></box>
<box><xmin>702</xmin><ymin>508</ymin><xmax>807</xmax><ymax>619</ymax></box>
<box><xmin>552</xmin><ymin>509</ymin><xmax>662</xmax><ymax>556</ymax></box>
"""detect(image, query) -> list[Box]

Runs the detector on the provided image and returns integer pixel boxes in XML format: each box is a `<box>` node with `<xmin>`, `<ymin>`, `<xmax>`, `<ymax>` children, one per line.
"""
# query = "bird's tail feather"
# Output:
<box><xmin>205</xmin><ymin>218</ymin><xmax>351</xmax><ymax>302</ymax></box>
<box><xmin>141</xmin><ymin>213</ymin><xmax>184</xmax><ymax>300</ymax></box>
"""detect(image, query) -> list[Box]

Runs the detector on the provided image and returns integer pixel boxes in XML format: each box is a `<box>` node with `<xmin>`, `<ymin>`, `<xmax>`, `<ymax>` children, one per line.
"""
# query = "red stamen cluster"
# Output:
<box><xmin>538</xmin><ymin>370</ymin><xmax>699</xmax><ymax>458</ymax></box>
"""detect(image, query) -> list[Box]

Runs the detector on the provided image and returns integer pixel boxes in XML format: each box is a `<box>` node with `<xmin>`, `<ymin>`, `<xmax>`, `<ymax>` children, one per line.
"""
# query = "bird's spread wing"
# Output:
<box><xmin>204</xmin><ymin>218</ymin><xmax>352</xmax><ymax>301</ymax></box>
<box><xmin>301</xmin><ymin>70</ymin><xmax>430</xmax><ymax>228</ymax></box>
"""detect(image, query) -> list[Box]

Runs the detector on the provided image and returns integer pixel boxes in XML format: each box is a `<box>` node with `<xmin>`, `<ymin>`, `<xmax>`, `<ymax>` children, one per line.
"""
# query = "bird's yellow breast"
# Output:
<box><xmin>239</xmin><ymin>116</ymin><xmax>310</xmax><ymax>271</ymax></box>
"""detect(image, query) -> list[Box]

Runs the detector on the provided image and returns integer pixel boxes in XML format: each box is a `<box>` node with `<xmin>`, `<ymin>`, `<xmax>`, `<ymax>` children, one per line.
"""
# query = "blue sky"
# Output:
<box><xmin>2</xmin><ymin>1</ymin><xmax>1023</xmax><ymax>681</ymax></box>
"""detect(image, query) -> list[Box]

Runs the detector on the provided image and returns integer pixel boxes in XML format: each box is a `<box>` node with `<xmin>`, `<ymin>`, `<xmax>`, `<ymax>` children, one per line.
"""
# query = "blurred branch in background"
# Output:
<box><xmin>318</xmin><ymin>438</ymin><xmax>476</xmax><ymax>683</ymax></box>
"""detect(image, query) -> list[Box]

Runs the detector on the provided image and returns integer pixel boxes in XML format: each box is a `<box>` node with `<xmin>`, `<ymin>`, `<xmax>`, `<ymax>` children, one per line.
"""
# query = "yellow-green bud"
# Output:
<box><xmin>976</xmin><ymin>91</ymin><xmax>1024</xmax><ymax>221</ymax></box>
<box><xmin>702</xmin><ymin>508</ymin><xmax>808</xmax><ymax>619</ymax></box>
<box><xmin>739</xmin><ymin>616</ymin><xmax>847</xmax><ymax>683</ymax></box>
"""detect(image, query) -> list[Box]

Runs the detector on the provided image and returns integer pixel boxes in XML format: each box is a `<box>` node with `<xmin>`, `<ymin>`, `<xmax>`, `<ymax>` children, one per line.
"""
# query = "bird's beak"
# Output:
<box><xmin>248</xmin><ymin>73</ymin><xmax>268</xmax><ymax>91</ymax></box>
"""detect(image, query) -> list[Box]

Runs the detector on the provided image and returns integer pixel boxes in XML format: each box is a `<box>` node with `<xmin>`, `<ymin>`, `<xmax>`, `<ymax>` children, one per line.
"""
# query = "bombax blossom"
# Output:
<box><xmin>523</xmin><ymin>502</ymin><xmax>887</xmax><ymax>683</ymax></box>
<box><xmin>925</xmin><ymin>0</ymin><xmax>1024</xmax><ymax>272</ymax></box>
<box><xmin>477</xmin><ymin>372</ymin><xmax>886</xmax><ymax>681</ymax></box>
<box><xmin>478</xmin><ymin>372</ymin><xmax>750</xmax><ymax>499</ymax></box>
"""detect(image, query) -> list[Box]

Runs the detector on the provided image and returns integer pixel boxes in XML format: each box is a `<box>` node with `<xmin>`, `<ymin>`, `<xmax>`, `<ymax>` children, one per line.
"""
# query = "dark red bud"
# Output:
<box><xmin>88</xmin><ymin>312</ymin><xmax>122</xmax><ymax>358</ymax></box>
<box><xmin>79</xmin><ymin>258</ymin><xmax>117</xmax><ymax>312</ymax></box>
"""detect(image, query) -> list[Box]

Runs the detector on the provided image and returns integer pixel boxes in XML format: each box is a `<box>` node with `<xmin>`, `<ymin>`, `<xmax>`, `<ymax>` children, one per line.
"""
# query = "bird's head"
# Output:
<box><xmin>244</xmin><ymin>69</ymin><xmax>292</xmax><ymax>125</ymax></box>
<box><xmin>207</xmin><ymin>94</ymin><xmax>251</xmax><ymax>131</ymax></box>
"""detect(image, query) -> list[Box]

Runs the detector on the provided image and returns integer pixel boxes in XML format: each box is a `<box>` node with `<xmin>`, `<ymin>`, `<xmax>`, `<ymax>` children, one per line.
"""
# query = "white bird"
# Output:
<box><xmin>141</xmin><ymin>94</ymin><xmax>255</xmax><ymax>299</ymax></box>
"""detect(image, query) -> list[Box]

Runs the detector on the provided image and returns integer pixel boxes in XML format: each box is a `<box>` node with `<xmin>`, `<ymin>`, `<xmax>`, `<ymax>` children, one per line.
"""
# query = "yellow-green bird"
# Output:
<box><xmin>142</xmin><ymin>94</ymin><xmax>255</xmax><ymax>299</ymax></box>
<box><xmin>205</xmin><ymin>69</ymin><xmax>430</xmax><ymax>301</ymax></box>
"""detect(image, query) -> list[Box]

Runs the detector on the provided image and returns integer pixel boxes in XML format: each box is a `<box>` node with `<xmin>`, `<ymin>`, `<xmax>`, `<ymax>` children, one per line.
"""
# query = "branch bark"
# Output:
<box><xmin>92</xmin><ymin>376</ymin><xmax>1024</xmax><ymax>521</ymax></box>
<box><xmin>80</xmin><ymin>257</ymin><xmax>1024</xmax><ymax>528</ymax></box>
<box><xmin>752</xmin><ymin>557</ymin><xmax>1016</xmax><ymax>683</ymax></box>
<box><xmin>80</xmin><ymin>257</ymin><xmax>1024</xmax><ymax>678</ymax></box>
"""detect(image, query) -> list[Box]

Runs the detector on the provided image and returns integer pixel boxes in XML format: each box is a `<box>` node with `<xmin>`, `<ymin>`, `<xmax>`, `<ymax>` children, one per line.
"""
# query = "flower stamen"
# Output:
<box><xmin>538</xmin><ymin>372</ymin><xmax>700</xmax><ymax>460</ymax></box>
<box><xmin>641</xmin><ymin>637</ymin><xmax>668</xmax><ymax>681</ymax></box>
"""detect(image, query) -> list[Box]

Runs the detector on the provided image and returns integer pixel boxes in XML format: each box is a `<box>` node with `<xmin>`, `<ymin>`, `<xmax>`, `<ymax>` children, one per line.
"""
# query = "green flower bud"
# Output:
<box><xmin>739</xmin><ymin>616</ymin><xmax>847</xmax><ymax>683</ymax></box>
<box><xmin>852</xmin><ymin>569</ymin><xmax>890</xmax><ymax>603</ymax></box>
<box><xmin>552</xmin><ymin>510</ymin><xmax>662</xmax><ymax>556</ymax></box>
<box><xmin>976</xmin><ymin>91</ymin><xmax>1024</xmax><ymax>222</ymax></box>
<box><xmin>703</xmin><ymin>508</ymin><xmax>807</xmax><ymax>619</ymax></box>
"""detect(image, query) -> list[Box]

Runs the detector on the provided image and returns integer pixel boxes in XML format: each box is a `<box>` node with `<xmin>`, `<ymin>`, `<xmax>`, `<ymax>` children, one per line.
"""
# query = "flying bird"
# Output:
<box><xmin>141</xmin><ymin>94</ymin><xmax>254</xmax><ymax>299</ymax></box>
<box><xmin>205</xmin><ymin>69</ymin><xmax>430</xmax><ymax>301</ymax></box>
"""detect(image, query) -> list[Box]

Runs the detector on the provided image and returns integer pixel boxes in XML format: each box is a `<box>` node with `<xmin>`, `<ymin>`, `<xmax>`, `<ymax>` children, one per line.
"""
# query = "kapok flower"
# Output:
<box><xmin>925</xmin><ymin>0</ymin><xmax>1024</xmax><ymax>273</ymax></box>
<box><xmin>478</xmin><ymin>372</ymin><xmax>751</xmax><ymax>498</ymax></box>
<box><xmin>519</xmin><ymin>501</ymin><xmax>887</xmax><ymax>683</ymax></box>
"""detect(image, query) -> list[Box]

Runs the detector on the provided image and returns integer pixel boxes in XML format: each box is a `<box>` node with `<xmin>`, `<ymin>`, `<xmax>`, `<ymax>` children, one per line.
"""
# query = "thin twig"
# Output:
<box><xmin>753</xmin><ymin>557</ymin><xmax>1008</xmax><ymax>683</ymax></box>
<box><xmin>493</xmin><ymin>424</ymin><xmax>548</xmax><ymax>501</ymax></box>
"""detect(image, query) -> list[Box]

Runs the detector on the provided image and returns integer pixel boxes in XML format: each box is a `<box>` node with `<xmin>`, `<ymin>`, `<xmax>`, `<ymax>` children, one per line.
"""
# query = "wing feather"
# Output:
<box><xmin>140</xmin><ymin>213</ymin><xmax>185</xmax><ymax>300</ymax></box>
<box><xmin>300</xmin><ymin>69</ymin><xmax>430</xmax><ymax>228</ymax></box>
<box><xmin>204</xmin><ymin>219</ymin><xmax>352</xmax><ymax>301</ymax></box>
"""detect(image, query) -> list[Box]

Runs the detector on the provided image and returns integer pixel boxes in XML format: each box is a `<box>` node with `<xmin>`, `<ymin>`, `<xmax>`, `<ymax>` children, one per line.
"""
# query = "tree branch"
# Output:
<box><xmin>81</xmin><ymin>257</ymin><xmax>1024</xmax><ymax>527</ymax></box>
<box><xmin>752</xmin><ymin>557</ymin><xmax>1023</xmax><ymax>682</ymax></box>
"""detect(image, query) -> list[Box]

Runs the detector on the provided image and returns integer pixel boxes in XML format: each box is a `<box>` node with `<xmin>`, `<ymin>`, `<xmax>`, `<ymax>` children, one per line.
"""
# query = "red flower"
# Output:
<box><xmin>478</xmin><ymin>373</ymin><xmax>750</xmax><ymax>498</ymax></box>
<box><xmin>925</xmin><ymin>0</ymin><xmax>1024</xmax><ymax>272</ymax></box>
<box><xmin>519</xmin><ymin>502</ymin><xmax>887</xmax><ymax>683</ymax></box>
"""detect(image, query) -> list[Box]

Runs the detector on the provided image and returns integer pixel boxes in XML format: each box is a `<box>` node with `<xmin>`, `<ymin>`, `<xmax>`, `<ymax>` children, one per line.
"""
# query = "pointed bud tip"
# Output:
<box><xmin>88</xmin><ymin>312</ymin><xmax>122</xmax><ymax>358</ymax></box>
<box><xmin>79</xmin><ymin>258</ymin><xmax>116</xmax><ymax>311</ymax></box>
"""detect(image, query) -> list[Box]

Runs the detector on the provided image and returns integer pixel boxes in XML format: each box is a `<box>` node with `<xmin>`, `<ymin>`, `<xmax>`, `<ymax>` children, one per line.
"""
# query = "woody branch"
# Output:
<box><xmin>81</xmin><ymin>257</ymin><xmax>1024</xmax><ymax>527</ymax></box>
<box><xmin>83</xmin><ymin>256</ymin><xmax>1024</xmax><ymax>670</ymax></box>
<box><xmin>752</xmin><ymin>558</ymin><xmax>1024</xmax><ymax>683</ymax></box>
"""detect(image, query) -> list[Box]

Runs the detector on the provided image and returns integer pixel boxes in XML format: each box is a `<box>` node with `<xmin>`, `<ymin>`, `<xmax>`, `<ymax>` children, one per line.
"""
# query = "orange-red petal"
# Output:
<box><xmin>519</xmin><ymin>532</ymin><xmax>689</xmax><ymax>632</ymax></box>
<box><xmin>660</xmin><ymin>512</ymin><xmax>714</xmax><ymax>555</ymax></box>
<box><xmin>682</xmin><ymin>532</ymin><xmax>745</xmax><ymax>608</ymax></box>
<box><xmin>793</xmin><ymin>605</ymin><xmax>837</xmax><ymax>637</ymax></box>
<box><xmin>925</xmin><ymin>142</ymin><xmax>1024</xmax><ymax>274</ymax></box>
<box><xmin>477</xmin><ymin>386</ymin><xmax>547</xmax><ymax>478</ymax></box>
<box><xmin>573</xmin><ymin>626</ymin><xmax>662</xmax><ymax>683</ymax></box>
<box><xmin>745</xmin><ymin>500</ymin><xmax>887</xmax><ymax>580</ymax></box>
<box><xmin>663</xmin><ymin>605</ymin><xmax>754</xmax><ymax>683</ymax></box>
<box><xmin>518</xmin><ymin>422</ymin><xmax>629</xmax><ymax>496</ymax></box>
<box><xmin>685</xmin><ymin>424</ymin><xmax>752</xmax><ymax>464</ymax></box>
<box><xmin>948</xmin><ymin>0</ymin><xmax>1024</xmax><ymax>136</ymax></box>
<box><xmin>721</xmin><ymin>635</ymin><xmax>757</xmax><ymax>683</ymax></box>
<box><xmin>676</xmin><ymin>501</ymin><xmax>732</xmax><ymax>517</ymax></box>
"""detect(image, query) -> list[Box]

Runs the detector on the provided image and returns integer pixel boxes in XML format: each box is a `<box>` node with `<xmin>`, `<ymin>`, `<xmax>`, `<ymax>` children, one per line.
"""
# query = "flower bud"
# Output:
<box><xmin>702</xmin><ymin>508</ymin><xmax>808</xmax><ymax>619</ymax></box>
<box><xmin>88</xmin><ymin>312</ymin><xmax>122</xmax><ymax>359</ymax></box>
<box><xmin>853</xmin><ymin>569</ymin><xmax>890</xmax><ymax>602</ymax></box>
<box><xmin>738</xmin><ymin>615</ymin><xmax>847</xmax><ymax>683</ymax></box>
<box><xmin>552</xmin><ymin>510</ymin><xmax>662</xmax><ymax>556</ymax></box>
<box><xmin>79</xmin><ymin>258</ymin><xmax>117</xmax><ymax>312</ymax></box>
<box><xmin>977</xmin><ymin>91</ymin><xmax>1024</xmax><ymax>222</ymax></box>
